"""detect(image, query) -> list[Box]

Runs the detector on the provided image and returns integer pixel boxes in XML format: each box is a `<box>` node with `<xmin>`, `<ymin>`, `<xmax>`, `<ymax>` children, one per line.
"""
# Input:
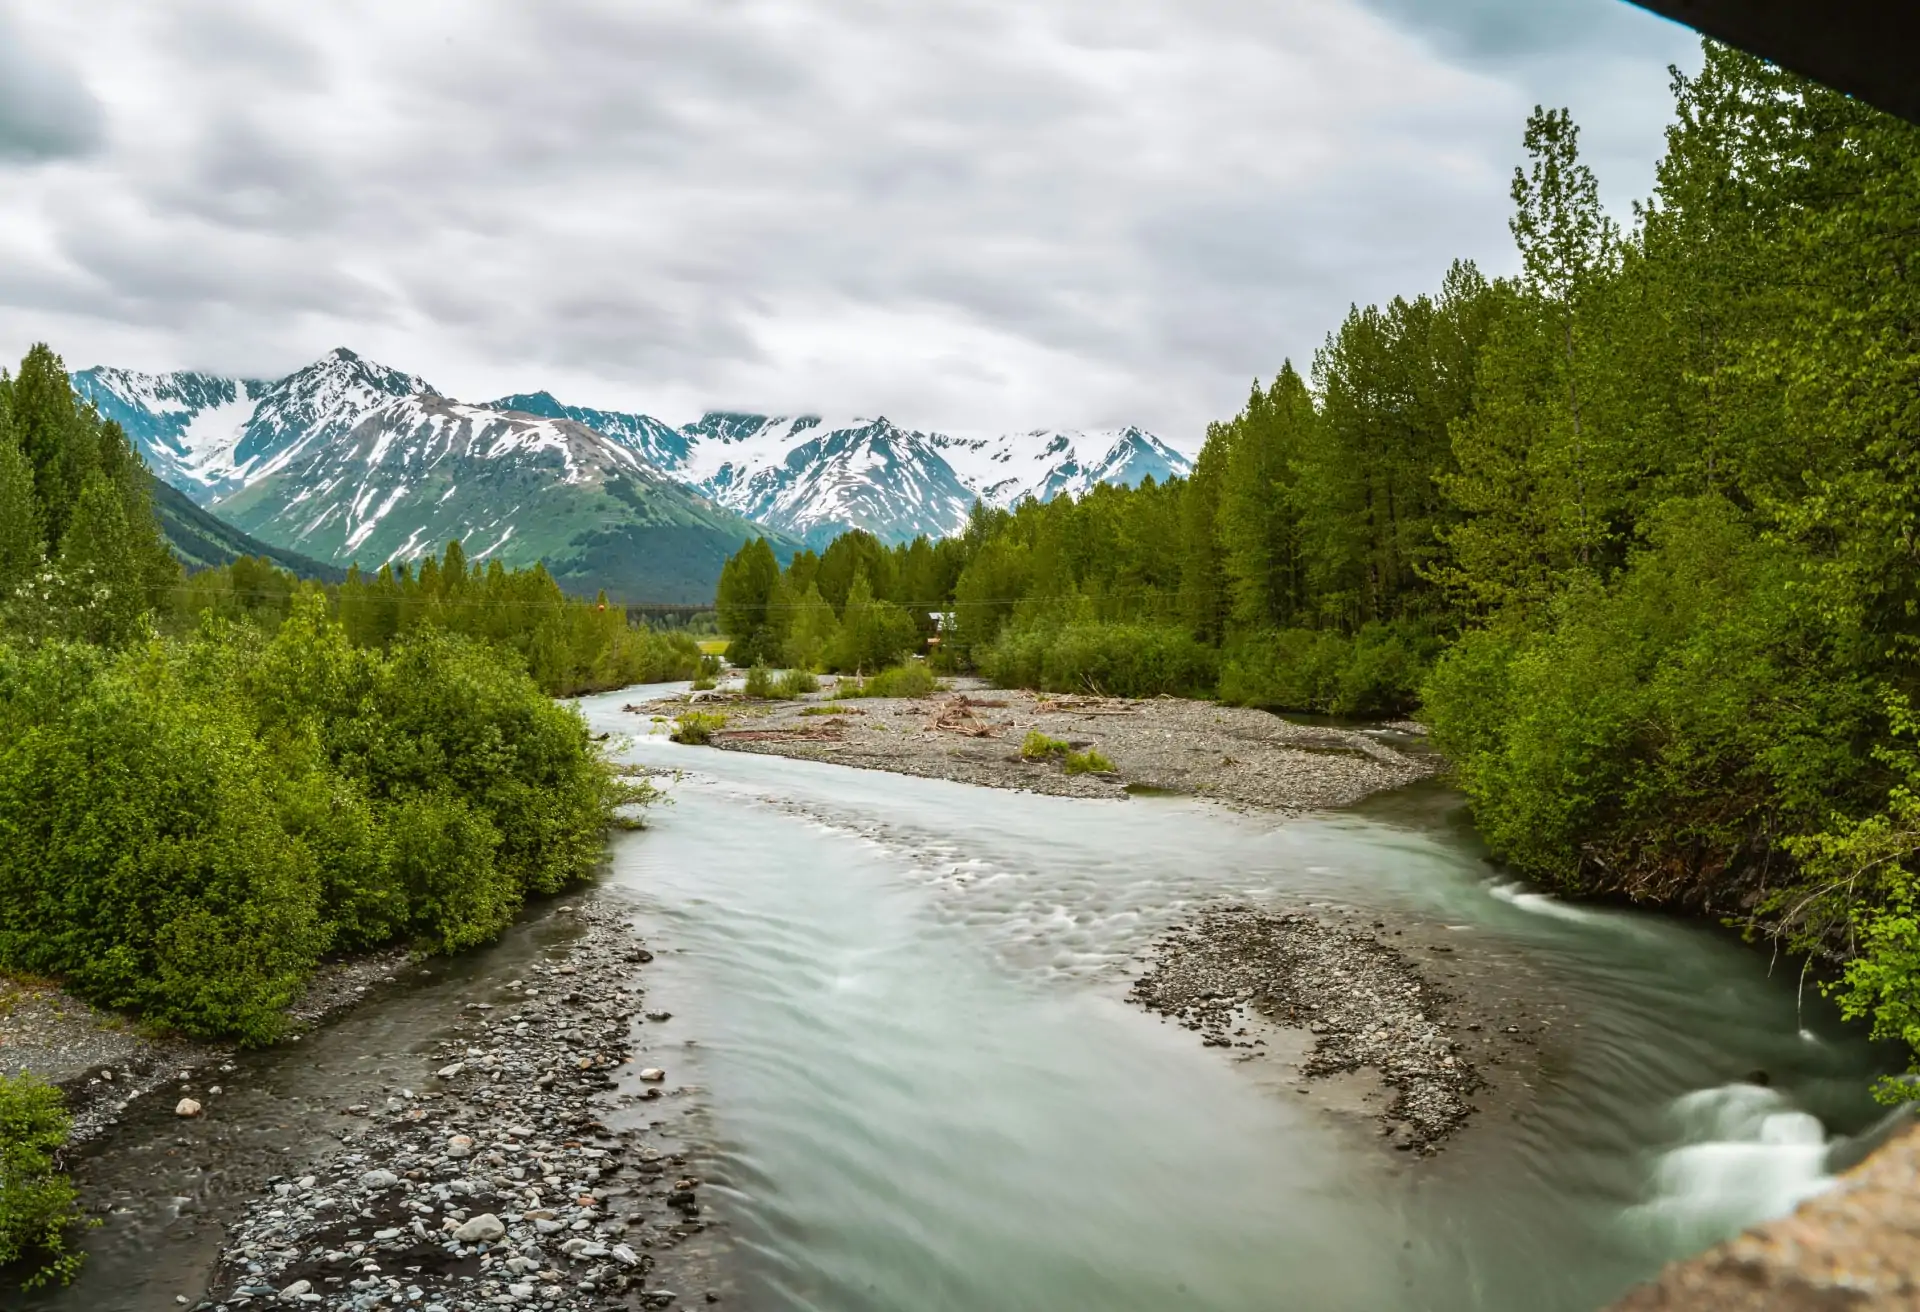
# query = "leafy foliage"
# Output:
<box><xmin>831</xmin><ymin>662</ymin><xmax>937</xmax><ymax>700</ymax></box>
<box><xmin>670</xmin><ymin>711</ymin><xmax>729</xmax><ymax>745</ymax></box>
<box><xmin>0</xmin><ymin>1072</ymin><xmax>86</xmax><ymax>1290</ymax></box>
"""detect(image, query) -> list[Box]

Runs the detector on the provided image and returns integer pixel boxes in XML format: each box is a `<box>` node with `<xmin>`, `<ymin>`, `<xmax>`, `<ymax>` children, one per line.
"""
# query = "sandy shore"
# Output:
<box><xmin>635</xmin><ymin>678</ymin><xmax>1436</xmax><ymax>813</ymax></box>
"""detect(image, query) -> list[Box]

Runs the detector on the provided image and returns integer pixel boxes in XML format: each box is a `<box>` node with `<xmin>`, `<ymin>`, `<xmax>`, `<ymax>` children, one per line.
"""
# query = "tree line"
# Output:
<box><xmin>714</xmin><ymin>43</ymin><xmax>1920</xmax><ymax>1090</ymax></box>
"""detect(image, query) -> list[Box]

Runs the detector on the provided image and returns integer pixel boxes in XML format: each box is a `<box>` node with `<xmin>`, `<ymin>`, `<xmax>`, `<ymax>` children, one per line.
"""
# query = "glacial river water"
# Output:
<box><xmin>28</xmin><ymin>683</ymin><xmax>1898</xmax><ymax>1311</ymax></box>
<box><xmin>569</xmin><ymin>687</ymin><xmax>1897</xmax><ymax>1311</ymax></box>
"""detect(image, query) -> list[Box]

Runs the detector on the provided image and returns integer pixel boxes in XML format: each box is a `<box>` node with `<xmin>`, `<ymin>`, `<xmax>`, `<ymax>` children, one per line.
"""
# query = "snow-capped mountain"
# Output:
<box><xmin>486</xmin><ymin>404</ymin><xmax>1192</xmax><ymax>547</ymax></box>
<box><xmin>74</xmin><ymin>346</ymin><xmax>1191</xmax><ymax>593</ymax></box>
<box><xmin>931</xmin><ymin>426</ymin><xmax>1192</xmax><ymax>511</ymax></box>
<box><xmin>72</xmin><ymin>367</ymin><xmax>273</xmax><ymax>493</ymax></box>
<box><xmin>214</xmin><ymin>392</ymin><xmax>781</xmax><ymax>602</ymax></box>
<box><xmin>75</xmin><ymin>349</ymin><xmax>429</xmax><ymax>499</ymax></box>
<box><xmin>488</xmin><ymin>391</ymin><xmax>692</xmax><ymax>471</ymax></box>
<box><xmin>674</xmin><ymin>413</ymin><xmax>980</xmax><ymax>545</ymax></box>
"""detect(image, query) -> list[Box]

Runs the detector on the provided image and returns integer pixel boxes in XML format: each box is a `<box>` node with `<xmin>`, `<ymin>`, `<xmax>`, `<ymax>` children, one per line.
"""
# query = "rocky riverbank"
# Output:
<box><xmin>3</xmin><ymin>949</ymin><xmax>412</xmax><ymax>1148</ymax></box>
<box><xmin>635</xmin><ymin>679</ymin><xmax>1435</xmax><ymax>812</ymax></box>
<box><xmin>1130</xmin><ymin>905</ymin><xmax>1484</xmax><ymax>1154</ymax></box>
<box><xmin>195</xmin><ymin>903</ymin><xmax>709</xmax><ymax>1312</ymax></box>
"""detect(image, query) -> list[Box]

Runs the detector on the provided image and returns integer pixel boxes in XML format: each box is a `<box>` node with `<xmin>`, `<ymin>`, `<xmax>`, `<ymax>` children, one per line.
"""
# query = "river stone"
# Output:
<box><xmin>452</xmin><ymin>1213</ymin><xmax>506</xmax><ymax>1243</ymax></box>
<box><xmin>174</xmin><ymin>1098</ymin><xmax>202</xmax><ymax>1117</ymax></box>
<box><xmin>436</xmin><ymin>1061</ymin><xmax>465</xmax><ymax>1078</ymax></box>
<box><xmin>360</xmin><ymin>1169</ymin><xmax>399</xmax><ymax>1189</ymax></box>
<box><xmin>280</xmin><ymin>1280</ymin><xmax>313</xmax><ymax>1299</ymax></box>
<box><xmin>639</xmin><ymin>1068</ymin><xmax>666</xmax><ymax>1082</ymax></box>
<box><xmin>612</xmin><ymin>1243</ymin><xmax>640</xmax><ymax>1266</ymax></box>
<box><xmin>446</xmin><ymin>1134</ymin><xmax>474</xmax><ymax>1158</ymax></box>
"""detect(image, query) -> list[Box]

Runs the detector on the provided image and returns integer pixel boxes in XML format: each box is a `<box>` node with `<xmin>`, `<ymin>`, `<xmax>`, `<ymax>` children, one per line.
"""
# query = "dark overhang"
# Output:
<box><xmin>1629</xmin><ymin>1</ymin><xmax>1920</xmax><ymax>125</ymax></box>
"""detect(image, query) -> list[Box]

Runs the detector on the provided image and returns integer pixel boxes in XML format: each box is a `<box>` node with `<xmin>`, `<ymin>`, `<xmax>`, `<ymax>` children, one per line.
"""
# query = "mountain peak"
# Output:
<box><xmin>491</xmin><ymin>390</ymin><xmax>567</xmax><ymax>419</ymax></box>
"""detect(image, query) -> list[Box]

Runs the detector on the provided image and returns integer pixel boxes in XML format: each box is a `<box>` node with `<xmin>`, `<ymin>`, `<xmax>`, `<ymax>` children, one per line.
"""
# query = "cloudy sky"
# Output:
<box><xmin>0</xmin><ymin>0</ymin><xmax>1697</xmax><ymax>445</ymax></box>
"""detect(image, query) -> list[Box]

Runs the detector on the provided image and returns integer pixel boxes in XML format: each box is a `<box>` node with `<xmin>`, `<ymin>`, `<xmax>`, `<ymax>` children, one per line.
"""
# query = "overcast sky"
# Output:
<box><xmin>0</xmin><ymin>0</ymin><xmax>1697</xmax><ymax>445</ymax></box>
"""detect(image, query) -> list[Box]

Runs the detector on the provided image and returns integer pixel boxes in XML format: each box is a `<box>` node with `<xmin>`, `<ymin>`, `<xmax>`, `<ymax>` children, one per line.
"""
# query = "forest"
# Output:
<box><xmin>714</xmin><ymin>44</ymin><xmax>1920</xmax><ymax>1089</ymax></box>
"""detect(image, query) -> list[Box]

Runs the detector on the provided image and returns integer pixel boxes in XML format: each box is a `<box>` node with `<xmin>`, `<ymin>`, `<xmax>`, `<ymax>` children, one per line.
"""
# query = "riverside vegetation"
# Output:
<box><xmin>0</xmin><ymin>346</ymin><xmax>653</xmax><ymax>1287</ymax></box>
<box><xmin>713</xmin><ymin>44</ymin><xmax>1920</xmax><ymax>1094</ymax></box>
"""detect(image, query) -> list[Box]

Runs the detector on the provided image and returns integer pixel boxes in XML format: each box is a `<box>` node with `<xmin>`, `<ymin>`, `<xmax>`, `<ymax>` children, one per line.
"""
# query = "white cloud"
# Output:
<box><xmin>0</xmin><ymin>0</ymin><xmax>1698</xmax><ymax>446</ymax></box>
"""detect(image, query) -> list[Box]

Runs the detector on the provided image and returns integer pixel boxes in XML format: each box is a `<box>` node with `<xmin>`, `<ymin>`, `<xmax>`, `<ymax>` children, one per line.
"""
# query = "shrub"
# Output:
<box><xmin>774</xmin><ymin>668</ymin><xmax>820</xmax><ymax>697</ymax></box>
<box><xmin>833</xmin><ymin>662</ymin><xmax>935</xmax><ymax>700</ymax></box>
<box><xmin>1422</xmin><ymin>499</ymin><xmax>1875</xmax><ymax>899</ymax></box>
<box><xmin>670</xmin><ymin>711</ymin><xmax>729</xmax><ymax>745</ymax></box>
<box><xmin>743</xmin><ymin>666</ymin><xmax>819</xmax><ymax>699</ymax></box>
<box><xmin>0</xmin><ymin>1072</ymin><xmax>86</xmax><ymax>1290</ymax></box>
<box><xmin>0</xmin><ymin>639</ymin><xmax>327</xmax><ymax>1043</ymax></box>
<box><xmin>1063</xmin><ymin>748</ymin><xmax>1115</xmax><ymax>776</ymax></box>
<box><xmin>690</xmin><ymin>672</ymin><xmax>717</xmax><ymax>691</ymax></box>
<box><xmin>1219</xmin><ymin>620</ymin><xmax>1439</xmax><ymax>718</ymax></box>
<box><xmin>1021</xmin><ymin>730</ymin><xmax>1069</xmax><ymax>761</ymax></box>
<box><xmin>799</xmin><ymin>705</ymin><xmax>855</xmax><ymax>717</ymax></box>
<box><xmin>981</xmin><ymin>621</ymin><xmax>1215</xmax><ymax>698</ymax></box>
<box><xmin>0</xmin><ymin>595</ymin><xmax>627</xmax><ymax>1043</ymax></box>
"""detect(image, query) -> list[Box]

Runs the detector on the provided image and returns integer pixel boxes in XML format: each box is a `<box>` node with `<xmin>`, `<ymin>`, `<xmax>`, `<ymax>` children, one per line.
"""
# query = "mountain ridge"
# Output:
<box><xmin>74</xmin><ymin>349</ymin><xmax>1193</xmax><ymax>594</ymax></box>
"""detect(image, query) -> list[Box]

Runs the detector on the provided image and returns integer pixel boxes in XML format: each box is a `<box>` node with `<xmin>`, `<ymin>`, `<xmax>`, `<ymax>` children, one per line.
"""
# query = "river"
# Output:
<box><xmin>26</xmin><ymin>683</ymin><xmax>1895</xmax><ymax>1311</ymax></box>
<box><xmin>573</xmin><ymin>687</ymin><xmax>1894</xmax><ymax>1311</ymax></box>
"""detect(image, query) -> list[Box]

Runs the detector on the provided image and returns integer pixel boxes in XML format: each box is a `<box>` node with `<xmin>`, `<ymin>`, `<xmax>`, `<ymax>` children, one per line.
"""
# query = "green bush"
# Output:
<box><xmin>1021</xmin><ymin>730</ymin><xmax>1069</xmax><ymax>761</ymax></box>
<box><xmin>833</xmin><ymin>662</ymin><xmax>936</xmax><ymax>700</ymax></box>
<box><xmin>981</xmin><ymin>621</ymin><xmax>1215</xmax><ymax>698</ymax></box>
<box><xmin>670</xmin><ymin>711</ymin><xmax>729</xmax><ymax>745</ymax></box>
<box><xmin>1064</xmin><ymin>748</ymin><xmax>1116</xmax><ymax>775</ymax></box>
<box><xmin>774</xmin><ymin>668</ymin><xmax>820</xmax><ymax>697</ymax></box>
<box><xmin>0</xmin><ymin>1072</ymin><xmax>86</xmax><ymax>1290</ymax></box>
<box><xmin>1422</xmin><ymin>500</ymin><xmax>1875</xmax><ymax>898</ymax></box>
<box><xmin>1219</xmin><ymin>620</ymin><xmax>1438</xmax><ymax>717</ymax></box>
<box><xmin>0</xmin><ymin>595</ymin><xmax>626</xmax><ymax>1043</ymax></box>
<box><xmin>742</xmin><ymin>666</ymin><xmax>820</xmax><ymax>699</ymax></box>
<box><xmin>0</xmin><ymin>639</ymin><xmax>327</xmax><ymax>1042</ymax></box>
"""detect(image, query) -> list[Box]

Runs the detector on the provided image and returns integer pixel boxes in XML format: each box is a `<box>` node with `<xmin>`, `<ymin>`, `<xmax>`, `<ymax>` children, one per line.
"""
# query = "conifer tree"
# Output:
<box><xmin>0</xmin><ymin>403</ymin><xmax>44</xmax><ymax>597</ymax></box>
<box><xmin>56</xmin><ymin>475</ymin><xmax>149</xmax><ymax>646</ymax></box>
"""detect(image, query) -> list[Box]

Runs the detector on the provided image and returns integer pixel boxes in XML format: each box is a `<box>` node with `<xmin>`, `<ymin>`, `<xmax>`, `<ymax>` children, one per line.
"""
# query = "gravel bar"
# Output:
<box><xmin>1130</xmin><ymin>904</ymin><xmax>1483</xmax><ymax>1153</ymax></box>
<box><xmin>196</xmin><ymin>904</ymin><xmax>706</xmax><ymax>1312</ymax></box>
<box><xmin>641</xmin><ymin>680</ymin><xmax>1435</xmax><ymax>813</ymax></box>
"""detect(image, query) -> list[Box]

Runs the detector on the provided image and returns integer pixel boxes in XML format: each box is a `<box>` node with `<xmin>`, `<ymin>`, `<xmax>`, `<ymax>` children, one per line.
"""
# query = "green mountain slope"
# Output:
<box><xmin>148</xmin><ymin>474</ymin><xmax>346</xmax><ymax>581</ymax></box>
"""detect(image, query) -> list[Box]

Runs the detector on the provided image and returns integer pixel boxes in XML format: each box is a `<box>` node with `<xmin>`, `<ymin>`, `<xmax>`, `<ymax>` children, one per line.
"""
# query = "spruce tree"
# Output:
<box><xmin>56</xmin><ymin>474</ymin><xmax>148</xmax><ymax>646</ymax></box>
<box><xmin>9</xmin><ymin>344</ymin><xmax>96</xmax><ymax>547</ymax></box>
<box><xmin>0</xmin><ymin>403</ymin><xmax>44</xmax><ymax>597</ymax></box>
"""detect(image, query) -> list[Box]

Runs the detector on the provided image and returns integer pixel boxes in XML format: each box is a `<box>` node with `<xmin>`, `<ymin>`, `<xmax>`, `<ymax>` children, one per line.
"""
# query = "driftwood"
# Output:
<box><xmin>715</xmin><ymin>721</ymin><xmax>848</xmax><ymax>743</ymax></box>
<box><xmin>926</xmin><ymin>695</ymin><xmax>1004</xmax><ymax>738</ymax></box>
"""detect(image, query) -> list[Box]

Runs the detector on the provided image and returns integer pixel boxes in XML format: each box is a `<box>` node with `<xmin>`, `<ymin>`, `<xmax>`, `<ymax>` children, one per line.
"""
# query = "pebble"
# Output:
<box><xmin>175</xmin><ymin>1098</ymin><xmax>202</xmax><ymax>1118</ymax></box>
<box><xmin>452</xmin><ymin>1212</ymin><xmax>505</xmax><ymax>1243</ymax></box>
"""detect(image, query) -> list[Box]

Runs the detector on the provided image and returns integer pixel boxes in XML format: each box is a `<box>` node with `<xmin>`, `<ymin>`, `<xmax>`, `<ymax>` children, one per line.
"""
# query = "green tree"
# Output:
<box><xmin>0</xmin><ymin>405</ymin><xmax>43</xmax><ymax>597</ymax></box>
